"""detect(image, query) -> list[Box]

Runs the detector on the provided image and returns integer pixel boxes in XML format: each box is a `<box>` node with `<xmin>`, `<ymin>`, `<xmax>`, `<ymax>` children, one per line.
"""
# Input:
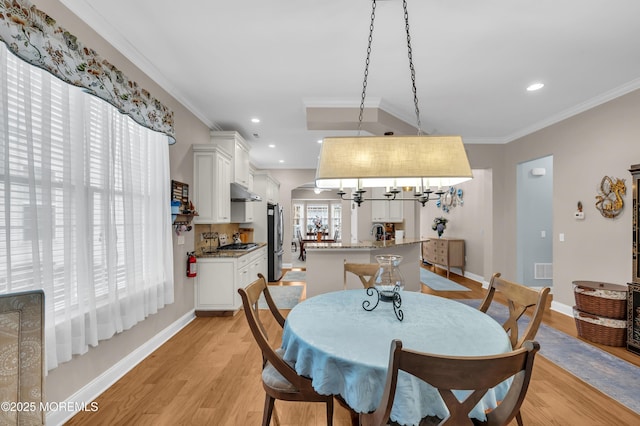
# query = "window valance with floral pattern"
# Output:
<box><xmin>0</xmin><ymin>0</ymin><xmax>176</xmax><ymax>144</ymax></box>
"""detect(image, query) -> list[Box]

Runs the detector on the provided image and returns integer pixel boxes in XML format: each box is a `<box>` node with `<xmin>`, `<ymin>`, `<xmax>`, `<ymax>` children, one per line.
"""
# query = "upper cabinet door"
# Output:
<box><xmin>370</xmin><ymin>187</ymin><xmax>403</xmax><ymax>222</ymax></box>
<box><xmin>234</xmin><ymin>140</ymin><xmax>250</xmax><ymax>188</ymax></box>
<box><xmin>192</xmin><ymin>145</ymin><xmax>231</xmax><ymax>224</ymax></box>
<box><xmin>210</xmin><ymin>130</ymin><xmax>251</xmax><ymax>189</ymax></box>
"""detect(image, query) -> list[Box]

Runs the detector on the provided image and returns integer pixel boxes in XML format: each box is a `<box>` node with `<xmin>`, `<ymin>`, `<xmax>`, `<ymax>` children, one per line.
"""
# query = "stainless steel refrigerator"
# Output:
<box><xmin>267</xmin><ymin>203</ymin><xmax>284</xmax><ymax>281</ymax></box>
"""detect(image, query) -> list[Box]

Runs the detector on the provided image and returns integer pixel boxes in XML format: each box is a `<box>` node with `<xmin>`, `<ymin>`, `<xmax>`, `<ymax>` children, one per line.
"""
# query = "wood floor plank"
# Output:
<box><xmin>66</xmin><ymin>265</ymin><xmax>640</xmax><ymax>425</ymax></box>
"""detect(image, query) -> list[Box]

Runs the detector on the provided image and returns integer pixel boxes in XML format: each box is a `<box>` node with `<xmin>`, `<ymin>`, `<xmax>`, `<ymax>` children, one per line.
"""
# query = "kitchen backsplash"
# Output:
<box><xmin>193</xmin><ymin>223</ymin><xmax>254</xmax><ymax>252</ymax></box>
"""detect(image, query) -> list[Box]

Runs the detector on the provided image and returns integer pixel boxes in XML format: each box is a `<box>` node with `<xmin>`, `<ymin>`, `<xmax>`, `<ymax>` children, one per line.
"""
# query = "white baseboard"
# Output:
<box><xmin>551</xmin><ymin>300</ymin><xmax>573</xmax><ymax>317</ymax></box>
<box><xmin>47</xmin><ymin>310</ymin><xmax>196</xmax><ymax>426</ymax></box>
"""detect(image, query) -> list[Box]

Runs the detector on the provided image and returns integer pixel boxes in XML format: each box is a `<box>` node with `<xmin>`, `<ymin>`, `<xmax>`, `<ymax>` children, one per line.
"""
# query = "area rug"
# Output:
<box><xmin>258</xmin><ymin>285</ymin><xmax>303</xmax><ymax>310</ymax></box>
<box><xmin>420</xmin><ymin>268</ymin><xmax>470</xmax><ymax>291</ymax></box>
<box><xmin>458</xmin><ymin>299</ymin><xmax>640</xmax><ymax>414</ymax></box>
<box><xmin>281</xmin><ymin>270</ymin><xmax>306</xmax><ymax>282</ymax></box>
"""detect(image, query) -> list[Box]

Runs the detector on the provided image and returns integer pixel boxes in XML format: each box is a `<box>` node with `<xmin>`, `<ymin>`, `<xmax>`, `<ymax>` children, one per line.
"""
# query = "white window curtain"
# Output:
<box><xmin>0</xmin><ymin>43</ymin><xmax>174</xmax><ymax>371</ymax></box>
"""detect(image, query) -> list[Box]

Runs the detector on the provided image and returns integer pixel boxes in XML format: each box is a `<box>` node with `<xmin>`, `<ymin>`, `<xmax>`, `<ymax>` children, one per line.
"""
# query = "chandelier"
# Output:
<box><xmin>315</xmin><ymin>0</ymin><xmax>473</xmax><ymax>206</ymax></box>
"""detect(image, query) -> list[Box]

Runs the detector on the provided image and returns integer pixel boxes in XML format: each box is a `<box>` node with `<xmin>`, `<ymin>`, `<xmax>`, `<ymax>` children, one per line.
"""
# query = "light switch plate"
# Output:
<box><xmin>177</xmin><ymin>235</ymin><xmax>185</xmax><ymax>245</ymax></box>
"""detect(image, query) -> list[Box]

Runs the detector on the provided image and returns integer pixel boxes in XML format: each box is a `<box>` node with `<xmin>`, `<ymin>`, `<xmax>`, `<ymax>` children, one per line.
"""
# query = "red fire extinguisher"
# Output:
<box><xmin>186</xmin><ymin>252</ymin><xmax>197</xmax><ymax>277</ymax></box>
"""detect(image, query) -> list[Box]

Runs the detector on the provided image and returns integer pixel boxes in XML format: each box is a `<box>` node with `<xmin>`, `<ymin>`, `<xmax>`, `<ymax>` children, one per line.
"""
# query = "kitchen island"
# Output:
<box><xmin>304</xmin><ymin>238</ymin><xmax>426</xmax><ymax>298</ymax></box>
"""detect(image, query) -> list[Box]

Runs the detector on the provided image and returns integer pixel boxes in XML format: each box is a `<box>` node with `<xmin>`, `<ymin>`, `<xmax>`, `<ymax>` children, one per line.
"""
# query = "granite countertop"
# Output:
<box><xmin>196</xmin><ymin>242</ymin><xmax>267</xmax><ymax>258</ymax></box>
<box><xmin>304</xmin><ymin>238</ymin><xmax>426</xmax><ymax>250</ymax></box>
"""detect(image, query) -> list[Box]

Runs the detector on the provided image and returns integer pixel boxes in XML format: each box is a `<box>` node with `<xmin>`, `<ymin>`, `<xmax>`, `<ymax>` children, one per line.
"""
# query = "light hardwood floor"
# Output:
<box><xmin>66</xmin><ymin>265</ymin><xmax>640</xmax><ymax>426</ymax></box>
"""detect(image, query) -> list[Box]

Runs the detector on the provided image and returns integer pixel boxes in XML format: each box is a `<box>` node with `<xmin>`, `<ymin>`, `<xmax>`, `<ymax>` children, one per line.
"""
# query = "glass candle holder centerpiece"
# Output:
<box><xmin>363</xmin><ymin>254</ymin><xmax>404</xmax><ymax>321</ymax></box>
<box><xmin>374</xmin><ymin>254</ymin><xmax>405</xmax><ymax>301</ymax></box>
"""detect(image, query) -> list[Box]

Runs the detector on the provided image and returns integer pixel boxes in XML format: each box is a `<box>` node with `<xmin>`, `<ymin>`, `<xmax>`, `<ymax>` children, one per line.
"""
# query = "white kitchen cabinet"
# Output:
<box><xmin>254</xmin><ymin>172</ymin><xmax>280</xmax><ymax>205</ymax></box>
<box><xmin>230</xmin><ymin>171</ymin><xmax>255</xmax><ymax>223</ymax></box>
<box><xmin>192</xmin><ymin>145</ymin><xmax>231</xmax><ymax>224</ymax></box>
<box><xmin>210</xmin><ymin>130</ymin><xmax>251</xmax><ymax>188</ymax></box>
<box><xmin>195</xmin><ymin>246</ymin><xmax>267</xmax><ymax>314</ymax></box>
<box><xmin>371</xmin><ymin>187</ymin><xmax>403</xmax><ymax>222</ymax></box>
<box><xmin>266</xmin><ymin>175</ymin><xmax>280</xmax><ymax>204</ymax></box>
<box><xmin>195</xmin><ymin>258</ymin><xmax>236</xmax><ymax>310</ymax></box>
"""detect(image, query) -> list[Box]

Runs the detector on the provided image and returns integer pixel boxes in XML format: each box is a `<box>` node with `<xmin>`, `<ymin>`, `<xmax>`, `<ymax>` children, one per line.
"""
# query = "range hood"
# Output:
<box><xmin>230</xmin><ymin>182</ymin><xmax>262</xmax><ymax>202</ymax></box>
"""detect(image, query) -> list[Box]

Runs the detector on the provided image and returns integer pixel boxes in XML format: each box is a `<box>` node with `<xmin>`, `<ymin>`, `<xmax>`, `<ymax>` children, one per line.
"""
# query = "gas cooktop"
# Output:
<box><xmin>216</xmin><ymin>243</ymin><xmax>259</xmax><ymax>251</ymax></box>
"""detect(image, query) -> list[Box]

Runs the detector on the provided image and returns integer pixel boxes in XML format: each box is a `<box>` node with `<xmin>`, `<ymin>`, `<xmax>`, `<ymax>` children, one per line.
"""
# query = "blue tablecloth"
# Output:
<box><xmin>281</xmin><ymin>290</ymin><xmax>512</xmax><ymax>425</ymax></box>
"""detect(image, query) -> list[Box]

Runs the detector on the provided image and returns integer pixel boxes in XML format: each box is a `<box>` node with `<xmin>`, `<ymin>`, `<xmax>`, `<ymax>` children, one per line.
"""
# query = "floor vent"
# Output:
<box><xmin>534</xmin><ymin>263</ymin><xmax>553</xmax><ymax>280</ymax></box>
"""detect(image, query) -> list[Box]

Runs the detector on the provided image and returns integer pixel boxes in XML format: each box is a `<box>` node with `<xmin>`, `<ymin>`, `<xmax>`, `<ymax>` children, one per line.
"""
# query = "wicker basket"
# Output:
<box><xmin>573</xmin><ymin>308</ymin><xmax>627</xmax><ymax>347</ymax></box>
<box><xmin>572</xmin><ymin>281</ymin><xmax>627</xmax><ymax>319</ymax></box>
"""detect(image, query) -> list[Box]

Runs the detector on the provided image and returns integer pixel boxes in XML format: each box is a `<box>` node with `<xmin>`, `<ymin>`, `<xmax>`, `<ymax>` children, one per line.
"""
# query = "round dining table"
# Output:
<box><xmin>281</xmin><ymin>289</ymin><xmax>512</xmax><ymax>425</ymax></box>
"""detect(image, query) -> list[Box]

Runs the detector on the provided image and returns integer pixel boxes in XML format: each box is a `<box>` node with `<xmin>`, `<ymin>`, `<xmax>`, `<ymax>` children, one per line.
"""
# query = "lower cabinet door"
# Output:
<box><xmin>196</xmin><ymin>260</ymin><xmax>236</xmax><ymax>309</ymax></box>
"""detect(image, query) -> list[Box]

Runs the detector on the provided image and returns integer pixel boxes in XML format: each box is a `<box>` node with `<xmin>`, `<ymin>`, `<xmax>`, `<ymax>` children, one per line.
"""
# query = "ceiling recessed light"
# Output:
<box><xmin>526</xmin><ymin>83</ymin><xmax>544</xmax><ymax>92</ymax></box>
<box><xmin>251</xmin><ymin>118</ymin><xmax>260</xmax><ymax>123</ymax></box>
<box><xmin>279</xmin><ymin>160</ymin><xmax>284</xmax><ymax>163</ymax></box>
<box><xmin>317</xmin><ymin>139</ymin><xmax>323</xmax><ymax>144</ymax></box>
<box><xmin>268</xmin><ymin>144</ymin><xmax>276</xmax><ymax>148</ymax></box>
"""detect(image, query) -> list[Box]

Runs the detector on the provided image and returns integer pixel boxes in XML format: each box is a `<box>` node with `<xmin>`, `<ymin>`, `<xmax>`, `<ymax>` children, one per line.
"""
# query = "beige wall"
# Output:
<box><xmin>502</xmin><ymin>90</ymin><xmax>640</xmax><ymax>306</ymax></box>
<box><xmin>35</xmin><ymin>0</ymin><xmax>209</xmax><ymax>404</ymax></box>
<box><xmin>419</xmin><ymin>169</ymin><xmax>493</xmax><ymax>280</ymax></box>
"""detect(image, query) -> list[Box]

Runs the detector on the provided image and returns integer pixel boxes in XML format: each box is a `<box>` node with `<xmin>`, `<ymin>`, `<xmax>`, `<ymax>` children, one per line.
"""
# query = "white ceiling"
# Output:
<box><xmin>60</xmin><ymin>0</ymin><xmax>640</xmax><ymax>170</ymax></box>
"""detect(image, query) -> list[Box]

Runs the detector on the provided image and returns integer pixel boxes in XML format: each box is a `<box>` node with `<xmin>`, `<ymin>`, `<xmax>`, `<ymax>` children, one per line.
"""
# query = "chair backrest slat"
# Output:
<box><xmin>479</xmin><ymin>272</ymin><xmax>550</xmax><ymax>349</ymax></box>
<box><xmin>344</xmin><ymin>261</ymin><xmax>379</xmax><ymax>290</ymax></box>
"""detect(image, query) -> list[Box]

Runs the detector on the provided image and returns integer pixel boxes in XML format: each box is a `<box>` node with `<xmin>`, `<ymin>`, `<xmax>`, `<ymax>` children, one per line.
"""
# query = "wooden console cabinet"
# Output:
<box><xmin>422</xmin><ymin>238</ymin><xmax>465</xmax><ymax>278</ymax></box>
<box><xmin>629</xmin><ymin>164</ymin><xmax>640</xmax><ymax>353</ymax></box>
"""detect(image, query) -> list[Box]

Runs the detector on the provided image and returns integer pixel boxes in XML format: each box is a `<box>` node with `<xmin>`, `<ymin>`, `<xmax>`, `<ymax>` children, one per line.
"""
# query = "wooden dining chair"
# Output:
<box><xmin>478</xmin><ymin>272</ymin><xmax>551</xmax><ymax>350</ymax></box>
<box><xmin>0</xmin><ymin>290</ymin><xmax>45</xmax><ymax>425</ymax></box>
<box><xmin>238</xmin><ymin>273</ymin><xmax>334</xmax><ymax>426</ymax></box>
<box><xmin>360</xmin><ymin>339</ymin><xmax>540</xmax><ymax>426</ymax></box>
<box><xmin>344</xmin><ymin>261</ymin><xmax>379</xmax><ymax>290</ymax></box>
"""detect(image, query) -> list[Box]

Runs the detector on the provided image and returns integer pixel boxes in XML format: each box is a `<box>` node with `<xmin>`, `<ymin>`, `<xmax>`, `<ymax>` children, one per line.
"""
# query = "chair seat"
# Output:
<box><xmin>262</xmin><ymin>348</ymin><xmax>299</xmax><ymax>393</ymax></box>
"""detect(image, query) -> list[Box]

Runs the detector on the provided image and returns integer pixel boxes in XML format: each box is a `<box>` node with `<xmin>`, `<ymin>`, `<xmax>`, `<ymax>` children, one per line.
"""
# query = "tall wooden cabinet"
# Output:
<box><xmin>628</xmin><ymin>164</ymin><xmax>640</xmax><ymax>354</ymax></box>
<box><xmin>422</xmin><ymin>238</ymin><xmax>465</xmax><ymax>278</ymax></box>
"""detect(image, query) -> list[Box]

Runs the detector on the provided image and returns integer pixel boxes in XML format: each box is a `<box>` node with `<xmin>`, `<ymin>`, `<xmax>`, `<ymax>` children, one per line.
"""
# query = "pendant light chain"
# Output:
<box><xmin>358</xmin><ymin>0</ymin><xmax>377</xmax><ymax>134</ymax></box>
<box><xmin>358</xmin><ymin>0</ymin><xmax>423</xmax><ymax>135</ymax></box>
<box><xmin>403</xmin><ymin>0</ymin><xmax>423</xmax><ymax>135</ymax></box>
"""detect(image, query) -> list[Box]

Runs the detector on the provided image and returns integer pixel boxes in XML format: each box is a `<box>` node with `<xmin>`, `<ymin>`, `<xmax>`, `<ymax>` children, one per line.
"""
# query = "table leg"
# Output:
<box><xmin>334</xmin><ymin>395</ymin><xmax>359</xmax><ymax>426</ymax></box>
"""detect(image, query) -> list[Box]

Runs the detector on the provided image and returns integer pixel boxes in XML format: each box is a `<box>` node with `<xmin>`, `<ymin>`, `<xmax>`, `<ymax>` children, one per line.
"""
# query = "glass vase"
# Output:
<box><xmin>374</xmin><ymin>254</ymin><xmax>405</xmax><ymax>302</ymax></box>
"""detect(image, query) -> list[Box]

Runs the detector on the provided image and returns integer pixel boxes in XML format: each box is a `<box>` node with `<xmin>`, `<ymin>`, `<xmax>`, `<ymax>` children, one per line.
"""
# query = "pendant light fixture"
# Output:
<box><xmin>315</xmin><ymin>0</ymin><xmax>473</xmax><ymax>206</ymax></box>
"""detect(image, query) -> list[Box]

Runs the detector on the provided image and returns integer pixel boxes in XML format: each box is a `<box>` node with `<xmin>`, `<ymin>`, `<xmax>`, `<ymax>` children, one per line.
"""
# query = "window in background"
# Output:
<box><xmin>306</xmin><ymin>204</ymin><xmax>329</xmax><ymax>235</ymax></box>
<box><xmin>293</xmin><ymin>202</ymin><xmax>304</xmax><ymax>240</ymax></box>
<box><xmin>332</xmin><ymin>203</ymin><xmax>342</xmax><ymax>240</ymax></box>
<box><xmin>293</xmin><ymin>200</ymin><xmax>341</xmax><ymax>241</ymax></box>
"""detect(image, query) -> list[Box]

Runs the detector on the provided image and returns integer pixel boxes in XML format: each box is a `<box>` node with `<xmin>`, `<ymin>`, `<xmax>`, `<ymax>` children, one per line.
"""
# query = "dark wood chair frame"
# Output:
<box><xmin>360</xmin><ymin>339</ymin><xmax>540</xmax><ymax>426</ymax></box>
<box><xmin>238</xmin><ymin>273</ymin><xmax>334</xmax><ymax>426</ymax></box>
